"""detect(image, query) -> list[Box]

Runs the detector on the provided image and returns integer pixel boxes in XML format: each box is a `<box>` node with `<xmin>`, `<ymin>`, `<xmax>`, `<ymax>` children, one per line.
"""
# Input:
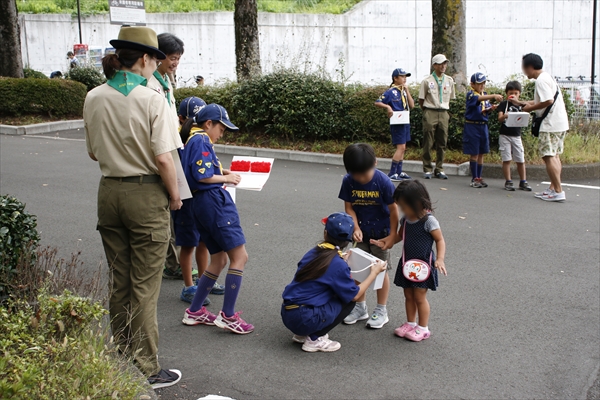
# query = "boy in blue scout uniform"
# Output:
<box><xmin>463</xmin><ymin>73</ymin><xmax>503</xmax><ymax>188</ymax></box>
<box><xmin>375</xmin><ymin>68</ymin><xmax>415</xmax><ymax>181</ymax></box>
<box><xmin>338</xmin><ymin>143</ymin><xmax>399</xmax><ymax>329</ymax></box>
<box><xmin>180</xmin><ymin>104</ymin><xmax>254</xmax><ymax>335</ymax></box>
<box><xmin>173</xmin><ymin>97</ymin><xmax>225</xmax><ymax>305</ymax></box>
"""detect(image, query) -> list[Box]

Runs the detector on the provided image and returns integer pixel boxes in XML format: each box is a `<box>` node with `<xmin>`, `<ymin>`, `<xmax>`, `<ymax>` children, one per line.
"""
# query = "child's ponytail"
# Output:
<box><xmin>294</xmin><ymin>235</ymin><xmax>350</xmax><ymax>283</ymax></box>
<box><xmin>179</xmin><ymin>118</ymin><xmax>194</xmax><ymax>144</ymax></box>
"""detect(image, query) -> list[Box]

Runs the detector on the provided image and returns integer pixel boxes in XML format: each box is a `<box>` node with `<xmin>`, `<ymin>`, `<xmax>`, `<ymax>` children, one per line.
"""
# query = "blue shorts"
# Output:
<box><xmin>390</xmin><ymin>124</ymin><xmax>410</xmax><ymax>145</ymax></box>
<box><xmin>172</xmin><ymin>199</ymin><xmax>201</xmax><ymax>247</ymax></box>
<box><xmin>192</xmin><ymin>188</ymin><xmax>246</xmax><ymax>255</ymax></box>
<box><xmin>463</xmin><ymin>123</ymin><xmax>490</xmax><ymax>155</ymax></box>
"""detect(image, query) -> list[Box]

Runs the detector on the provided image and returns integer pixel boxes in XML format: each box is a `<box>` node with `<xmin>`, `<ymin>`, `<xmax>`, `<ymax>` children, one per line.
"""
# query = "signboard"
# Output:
<box><xmin>109</xmin><ymin>0</ymin><xmax>146</xmax><ymax>26</ymax></box>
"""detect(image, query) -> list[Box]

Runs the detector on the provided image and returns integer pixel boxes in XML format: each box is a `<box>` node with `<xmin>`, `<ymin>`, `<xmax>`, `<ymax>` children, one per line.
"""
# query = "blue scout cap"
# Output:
<box><xmin>392</xmin><ymin>68</ymin><xmax>411</xmax><ymax>77</ymax></box>
<box><xmin>323</xmin><ymin>212</ymin><xmax>354</xmax><ymax>242</ymax></box>
<box><xmin>471</xmin><ymin>72</ymin><xmax>487</xmax><ymax>84</ymax></box>
<box><xmin>178</xmin><ymin>97</ymin><xmax>206</xmax><ymax>118</ymax></box>
<box><xmin>194</xmin><ymin>103</ymin><xmax>239</xmax><ymax>132</ymax></box>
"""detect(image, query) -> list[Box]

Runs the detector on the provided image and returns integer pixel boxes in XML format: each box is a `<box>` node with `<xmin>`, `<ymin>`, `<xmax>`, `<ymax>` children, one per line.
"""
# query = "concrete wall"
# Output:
<box><xmin>19</xmin><ymin>0</ymin><xmax>598</xmax><ymax>86</ymax></box>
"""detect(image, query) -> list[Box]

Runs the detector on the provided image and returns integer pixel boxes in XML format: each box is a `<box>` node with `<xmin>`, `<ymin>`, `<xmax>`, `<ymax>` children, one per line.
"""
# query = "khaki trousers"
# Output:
<box><xmin>96</xmin><ymin>177</ymin><xmax>170</xmax><ymax>376</ymax></box>
<box><xmin>164</xmin><ymin>217</ymin><xmax>180</xmax><ymax>273</ymax></box>
<box><xmin>422</xmin><ymin>108</ymin><xmax>449</xmax><ymax>174</ymax></box>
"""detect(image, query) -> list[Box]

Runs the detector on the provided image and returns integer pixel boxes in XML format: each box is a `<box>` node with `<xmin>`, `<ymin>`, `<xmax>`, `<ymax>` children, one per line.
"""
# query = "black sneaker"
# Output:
<box><xmin>479</xmin><ymin>178</ymin><xmax>488</xmax><ymax>188</ymax></box>
<box><xmin>519</xmin><ymin>181</ymin><xmax>532</xmax><ymax>191</ymax></box>
<box><xmin>163</xmin><ymin>267</ymin><xmax>199</xmax><ymax>280</ymax></box>
<box><xmin>148</xmin><ymin>369</ymin><xmax>182</xmax><ymax>390</ymax></box>
<box><xmin>435</xmin><ymin>172</ymin><xmax>448</xmax><ymax>180</ymax></box>
<box><xmin>505</xmin><ymin>181</ymin><xmax>515</xmax><ymax>191</ymax></box>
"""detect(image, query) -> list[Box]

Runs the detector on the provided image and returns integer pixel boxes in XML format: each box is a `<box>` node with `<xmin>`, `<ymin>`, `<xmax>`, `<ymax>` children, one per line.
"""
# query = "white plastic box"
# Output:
<box><xmin>347</xmin><ymin>248</ymin><xmax>386</xmax><ymax>291</ymax></box>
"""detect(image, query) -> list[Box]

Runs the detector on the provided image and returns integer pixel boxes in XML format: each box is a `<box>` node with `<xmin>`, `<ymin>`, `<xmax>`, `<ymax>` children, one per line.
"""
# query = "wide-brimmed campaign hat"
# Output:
<box><xmin>109</xmin><ymin>26</ymin><xmax>166</xmax><ymax>60</ymax></box>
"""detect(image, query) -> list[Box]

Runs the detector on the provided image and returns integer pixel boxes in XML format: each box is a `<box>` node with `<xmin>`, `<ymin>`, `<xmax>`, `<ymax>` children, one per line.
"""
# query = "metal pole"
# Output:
<box><xmin>592</xmin><ymin>0</ymin><xmax>597</xmax><ymax>85</ymax></box>
<box><xmin>77</xmin><ymin>0</ymin><xmax>83</xmax><ymax>44</ymax></box>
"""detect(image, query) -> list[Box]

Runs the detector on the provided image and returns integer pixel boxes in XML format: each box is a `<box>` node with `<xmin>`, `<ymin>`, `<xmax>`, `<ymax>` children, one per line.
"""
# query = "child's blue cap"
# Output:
<box><xmin>194</xmin><ymin>104</ymin><xmax>239</xmax><ymax>132</ymax></box>
<box><xmin>471</xmin><ymin>72</ymin><xmax>487</xmax><ymax>84</ymax></box>
<box><xmin>322</xmin><ymin>212</ymin><xmax>354</xmax><ymax>242</ymax></box>
<box><xmin>392</xmin><ymin>68</ymin><xmax>411</xmax><ymax>77</ymax></box>
<box><xmin>178</xmin><ymin>96</ymin><xmax>206</xmax><ymax>118</ymax></box>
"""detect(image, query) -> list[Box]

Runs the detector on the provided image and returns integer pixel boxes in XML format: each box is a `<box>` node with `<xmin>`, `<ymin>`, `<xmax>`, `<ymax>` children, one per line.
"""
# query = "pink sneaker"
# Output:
<box><xmin>182</xmin><ymin>307</ymin><xmax>217</xmax><ymax>326</ymax></box>
<box><xmin>214</xmin><ymin>311</ymin><xmax>254</xmax><ymax>334</ymax></box>
<box><xmin>394</xmin><ymin>323</ymin><xmax>416</xmax><ymax>338</ymax></box>
<box><xmin>405</xmin><ymin>327</ymin><xmax>431</xmax><ymax>342</ymax></box>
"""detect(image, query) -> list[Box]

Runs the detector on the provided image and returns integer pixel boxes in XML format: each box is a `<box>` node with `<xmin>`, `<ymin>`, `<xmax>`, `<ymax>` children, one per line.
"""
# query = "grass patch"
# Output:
<box><xmin>17</xmin><ymin>0</ymin><xmax>362</xmax><ymax>15</ymax></box>
<box><xmin>0</xmin><ymin>115</ymin><xmax>73</xmax><ymax>126</ymax></box>
<box><xmin>224</xmin><ymin>125</ymin><xmax>600</xmax><ymax>165</ymax></box>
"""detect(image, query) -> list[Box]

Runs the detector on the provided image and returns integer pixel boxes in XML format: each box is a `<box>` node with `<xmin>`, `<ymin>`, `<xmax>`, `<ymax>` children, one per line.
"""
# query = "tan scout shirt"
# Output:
<box><xmin>418</xmin><ymin>73</ymin><xmax>456</xmax><ymax>110</ymax></box>
<box><xmin>148</xmin><ymin>73</ymin><xmax>180</xmax><ymax>137</ymax></box>
<box><xmin>84</xmin><ymin>84</ymin><xmax>183</xmax><ymax>177</ymax></box>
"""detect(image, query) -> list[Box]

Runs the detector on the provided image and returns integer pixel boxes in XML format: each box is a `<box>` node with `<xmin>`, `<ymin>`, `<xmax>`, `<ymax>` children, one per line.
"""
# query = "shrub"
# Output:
<box><xmin>65</xmin><ymin>65</ymin><xmax>106</xmax><ymax>91</ymax></box>
<box><xmin>0</xmin><ymin>78</ymin><xmax>86</xmax><ymax>117</ymax></box>
<box><xmin>232</xmin><ymin>71</ymin><xmax>348</xmax><ymax>141</ymax></box>
<box><xmin>22</xmin><ymin>68</ymin><xmax>47</xmax><ymax>79</ymax></box>
<box><xmin>0</xmin><ymin>195</ymin><xmax>40</xmax><ymax>295</ymax></box>
<box><xmin>174</xmin><ymin>80</ymin><xmax>238</xmax><ymax>121</ymax></box>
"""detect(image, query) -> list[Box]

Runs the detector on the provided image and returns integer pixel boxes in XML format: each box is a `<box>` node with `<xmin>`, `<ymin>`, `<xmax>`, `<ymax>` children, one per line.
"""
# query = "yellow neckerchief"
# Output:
<box><xmin>391</xmin><ymin>84</ymin><xmax>407</xmax><ymax>109</ymax></box>
<box><xmin>473</xmin><ymin>91</ymin><xmax>486</xmax><ymax>113</ymax></box>
<box><xmin>317</xmin><ymin>242</ymin><xmax>344</xmax><ymax>258</ymax></box>
<box><xmin>186</xmin><ymin>129</ymin><xmax>223</xmax><ymax>174</ymax></box>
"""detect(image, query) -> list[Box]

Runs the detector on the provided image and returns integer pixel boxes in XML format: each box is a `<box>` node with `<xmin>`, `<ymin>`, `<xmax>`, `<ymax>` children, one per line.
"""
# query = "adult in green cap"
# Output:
<box><xmin>418</xmin><ymin>54</ymin><xmax>456</xmax><ymax>180</ymax></box>
<box><xmin>83</xmin><ymin>25</ymin><xmax>183</xmax><ymax>390</ymax></box>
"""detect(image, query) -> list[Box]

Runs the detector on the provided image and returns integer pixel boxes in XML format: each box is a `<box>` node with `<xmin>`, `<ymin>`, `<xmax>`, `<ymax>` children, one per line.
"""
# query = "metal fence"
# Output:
<box><xmin>557</xmin><ymin>80</ymin><xmax>600</xmax><ymax>120</ymax></box>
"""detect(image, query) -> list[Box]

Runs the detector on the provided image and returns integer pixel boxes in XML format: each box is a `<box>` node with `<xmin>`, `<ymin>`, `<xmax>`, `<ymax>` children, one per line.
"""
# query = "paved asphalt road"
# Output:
<box><xmin>1</xmin><ymin>133</ymin><xmax>599</xmax><ymax>400</ymax></box>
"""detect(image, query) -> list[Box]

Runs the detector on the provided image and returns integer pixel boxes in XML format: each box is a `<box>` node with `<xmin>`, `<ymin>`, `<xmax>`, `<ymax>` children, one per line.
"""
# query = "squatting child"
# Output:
<box><xmin>338</xmin><ymin>143</ymin><xmax>399</xmax><ymax>329</ymax></box>
<box><xmin>281</xmin><ymin>213</ymin><xmax>387</xmax><ymax>353</ymax></box>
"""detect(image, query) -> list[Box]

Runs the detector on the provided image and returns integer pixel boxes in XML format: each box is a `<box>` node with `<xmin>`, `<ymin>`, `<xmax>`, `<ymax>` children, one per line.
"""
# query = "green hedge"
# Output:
<box><xmin>0</xmin><ymin>78</ymin><xmax>87</xmax><ymax>117</ymax></box>
<box><xmin>65</xmin><ymin>66</ymin><xmax>106</xmax><ymax>91</ymax></box>
<box><xmin>172</xmin><ymin>71</ymin><xmax>573</xmax><ymax>151</ymax></box>
<box><xmin>23</xmin><ymin>68</ymin><xmax>48</xmax><ymax>79</ymax></box>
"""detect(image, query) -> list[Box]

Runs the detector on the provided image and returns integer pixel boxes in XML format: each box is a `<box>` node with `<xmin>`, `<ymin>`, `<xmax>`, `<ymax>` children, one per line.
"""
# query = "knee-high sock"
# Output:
<box><xmin>477</xmin><ymin>163</ymin><xmax>483</xmax><ymax>179</ymax></box>
<box><xmin>390</xmin><ymin>161</ymin><xmax>399</xmax><ymax>175</ymax></box>
<box><xmin>222</xmin><ymin>269</ymin><xmax>244</xmax><ymax>317</ymax></box>
<box><xmin>470</xmin><ymin>161</ymin><xmax>477</xmax><ymax>180</ymax></box>
<box><xmin>396</xmin><ymin>161</ymin><xmax>403</xmax><ymax>175</ymax></box>
<box><xmin>189</xmin><ymin>271</ymin><xmax>217</xmax><ymax>312</ymax></box>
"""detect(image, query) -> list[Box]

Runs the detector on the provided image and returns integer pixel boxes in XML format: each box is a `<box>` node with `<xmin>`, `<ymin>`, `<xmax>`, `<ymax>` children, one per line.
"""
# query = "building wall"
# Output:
<box><xmin>19</xmin><ymin>0</ymin><xmax>598</xmax><ymax>86</ymax></box>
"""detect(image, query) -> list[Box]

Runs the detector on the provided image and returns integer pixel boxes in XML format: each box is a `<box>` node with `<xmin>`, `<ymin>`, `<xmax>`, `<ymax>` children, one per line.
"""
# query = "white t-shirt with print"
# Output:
<box><xmin>534</xmin><ymin>71</ymin><xmax>569</xmax><ymax>132</ymax></box>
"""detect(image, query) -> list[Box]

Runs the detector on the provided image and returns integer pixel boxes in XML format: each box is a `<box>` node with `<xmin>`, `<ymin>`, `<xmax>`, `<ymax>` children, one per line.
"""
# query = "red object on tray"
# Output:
<box><xmin>250</xmin><ymin>162</ymin><xmax>271</xmax><ymax>173</ymax></box>
<box><xmin>230</xmin><ymin>160</ymin><xmax>251</xmax><ymax>172</ymax></box>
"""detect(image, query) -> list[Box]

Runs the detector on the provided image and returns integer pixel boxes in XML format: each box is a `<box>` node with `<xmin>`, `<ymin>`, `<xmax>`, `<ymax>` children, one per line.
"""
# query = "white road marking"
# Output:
<box><xmin>541</xmin><ymin>181</ymin><xmax>600</xmax><ymax>190</ymax></box>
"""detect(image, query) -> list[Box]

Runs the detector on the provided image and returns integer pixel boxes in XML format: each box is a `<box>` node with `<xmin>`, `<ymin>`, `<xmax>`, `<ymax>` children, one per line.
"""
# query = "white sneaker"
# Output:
<box><xmin>292</xmin><ymin>333</ymin><xmax>327</xmax><ymax>343</ymax></box>
<box><xmin>302</xmin><ymin>335</ymin><xmax>341</xmax><ymax>353</ymax></box>
<box><xmin>534</xmin><ymin>187</ymin><xmax>551</xmax><ymax>198</ymax></box>
<box><xmin>541</xmin><ymin>190</ymin><xmax>566</xmax><ymax>202</ymax></box>
<box><xmin>343</xmin><ymin>304</ymin><xmax>369</xmax><ymax>325</ymax></box>
<box><xmin>365</xmin><ymin>308</ymin><xmax>389</xmax><ymax>329</ymax></box>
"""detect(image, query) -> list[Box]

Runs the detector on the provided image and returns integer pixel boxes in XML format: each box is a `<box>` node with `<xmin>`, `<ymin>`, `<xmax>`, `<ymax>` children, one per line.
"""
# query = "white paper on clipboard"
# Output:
<box><xmin>173</xmin><ymin>150</ymin><xmax>193</xmax><ymax>200</ymax></box>
<box><xmin>390</xmin><ymin>110</ymin><xmax>410</xmax><ymax>125</ymax></box>
<box><xmin>347</xmin><ymin>248</ymin><xmax>386</xmax><ymax>291</ymax></box>
<box><xmin>225</xmin><ymin>156</ymin><xmax>274</xmax><ymax>191</ymax></box>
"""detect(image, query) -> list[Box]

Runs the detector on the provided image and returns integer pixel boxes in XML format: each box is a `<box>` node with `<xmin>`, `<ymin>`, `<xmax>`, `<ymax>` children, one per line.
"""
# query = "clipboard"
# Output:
<box><xmin>390</xmin><ymin>110</ymin><xmax>410</xmax><ymax>125</ymax></box>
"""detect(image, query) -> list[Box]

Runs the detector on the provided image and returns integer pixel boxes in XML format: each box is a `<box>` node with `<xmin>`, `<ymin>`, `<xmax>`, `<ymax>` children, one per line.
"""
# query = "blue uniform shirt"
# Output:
<box><xmin>181</xmin><ymin>130</ymin><xmax>223</xmax><ymax>191</ymax></box>
<box><xmin>338</xmin><ymin>169</ymin><xmax>395</xmax><ymax>240</ymax></box>
<box><xmin>282</xmin><ymin>248</ymin><xmax>359</xmax><ymax>307</ymax></box>
<box><xmin>465</xmin><ymin>90</ymin><xmax>492</xmax><ymax>122</ymax></box>
<box><xmin>376</xmin><ymin>85</ymin><xmax>409</xmax><ymax>111</ymax></box>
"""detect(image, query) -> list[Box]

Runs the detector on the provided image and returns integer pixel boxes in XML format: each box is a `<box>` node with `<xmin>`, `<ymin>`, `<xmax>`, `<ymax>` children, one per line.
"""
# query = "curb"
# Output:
<box><xmin>0</xmin><ymin>120</ymin><xmax>84</xmax><ymax>135</ymax></box>
<box><xmin>213</xmin><ymin>144</ymin><xmax>471</xmax><ymax>177</ymax></box>
<box><xmin>481</xmin><ymin>162</ymin><xmax>600</xmax><ymax>180</ymax></box>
